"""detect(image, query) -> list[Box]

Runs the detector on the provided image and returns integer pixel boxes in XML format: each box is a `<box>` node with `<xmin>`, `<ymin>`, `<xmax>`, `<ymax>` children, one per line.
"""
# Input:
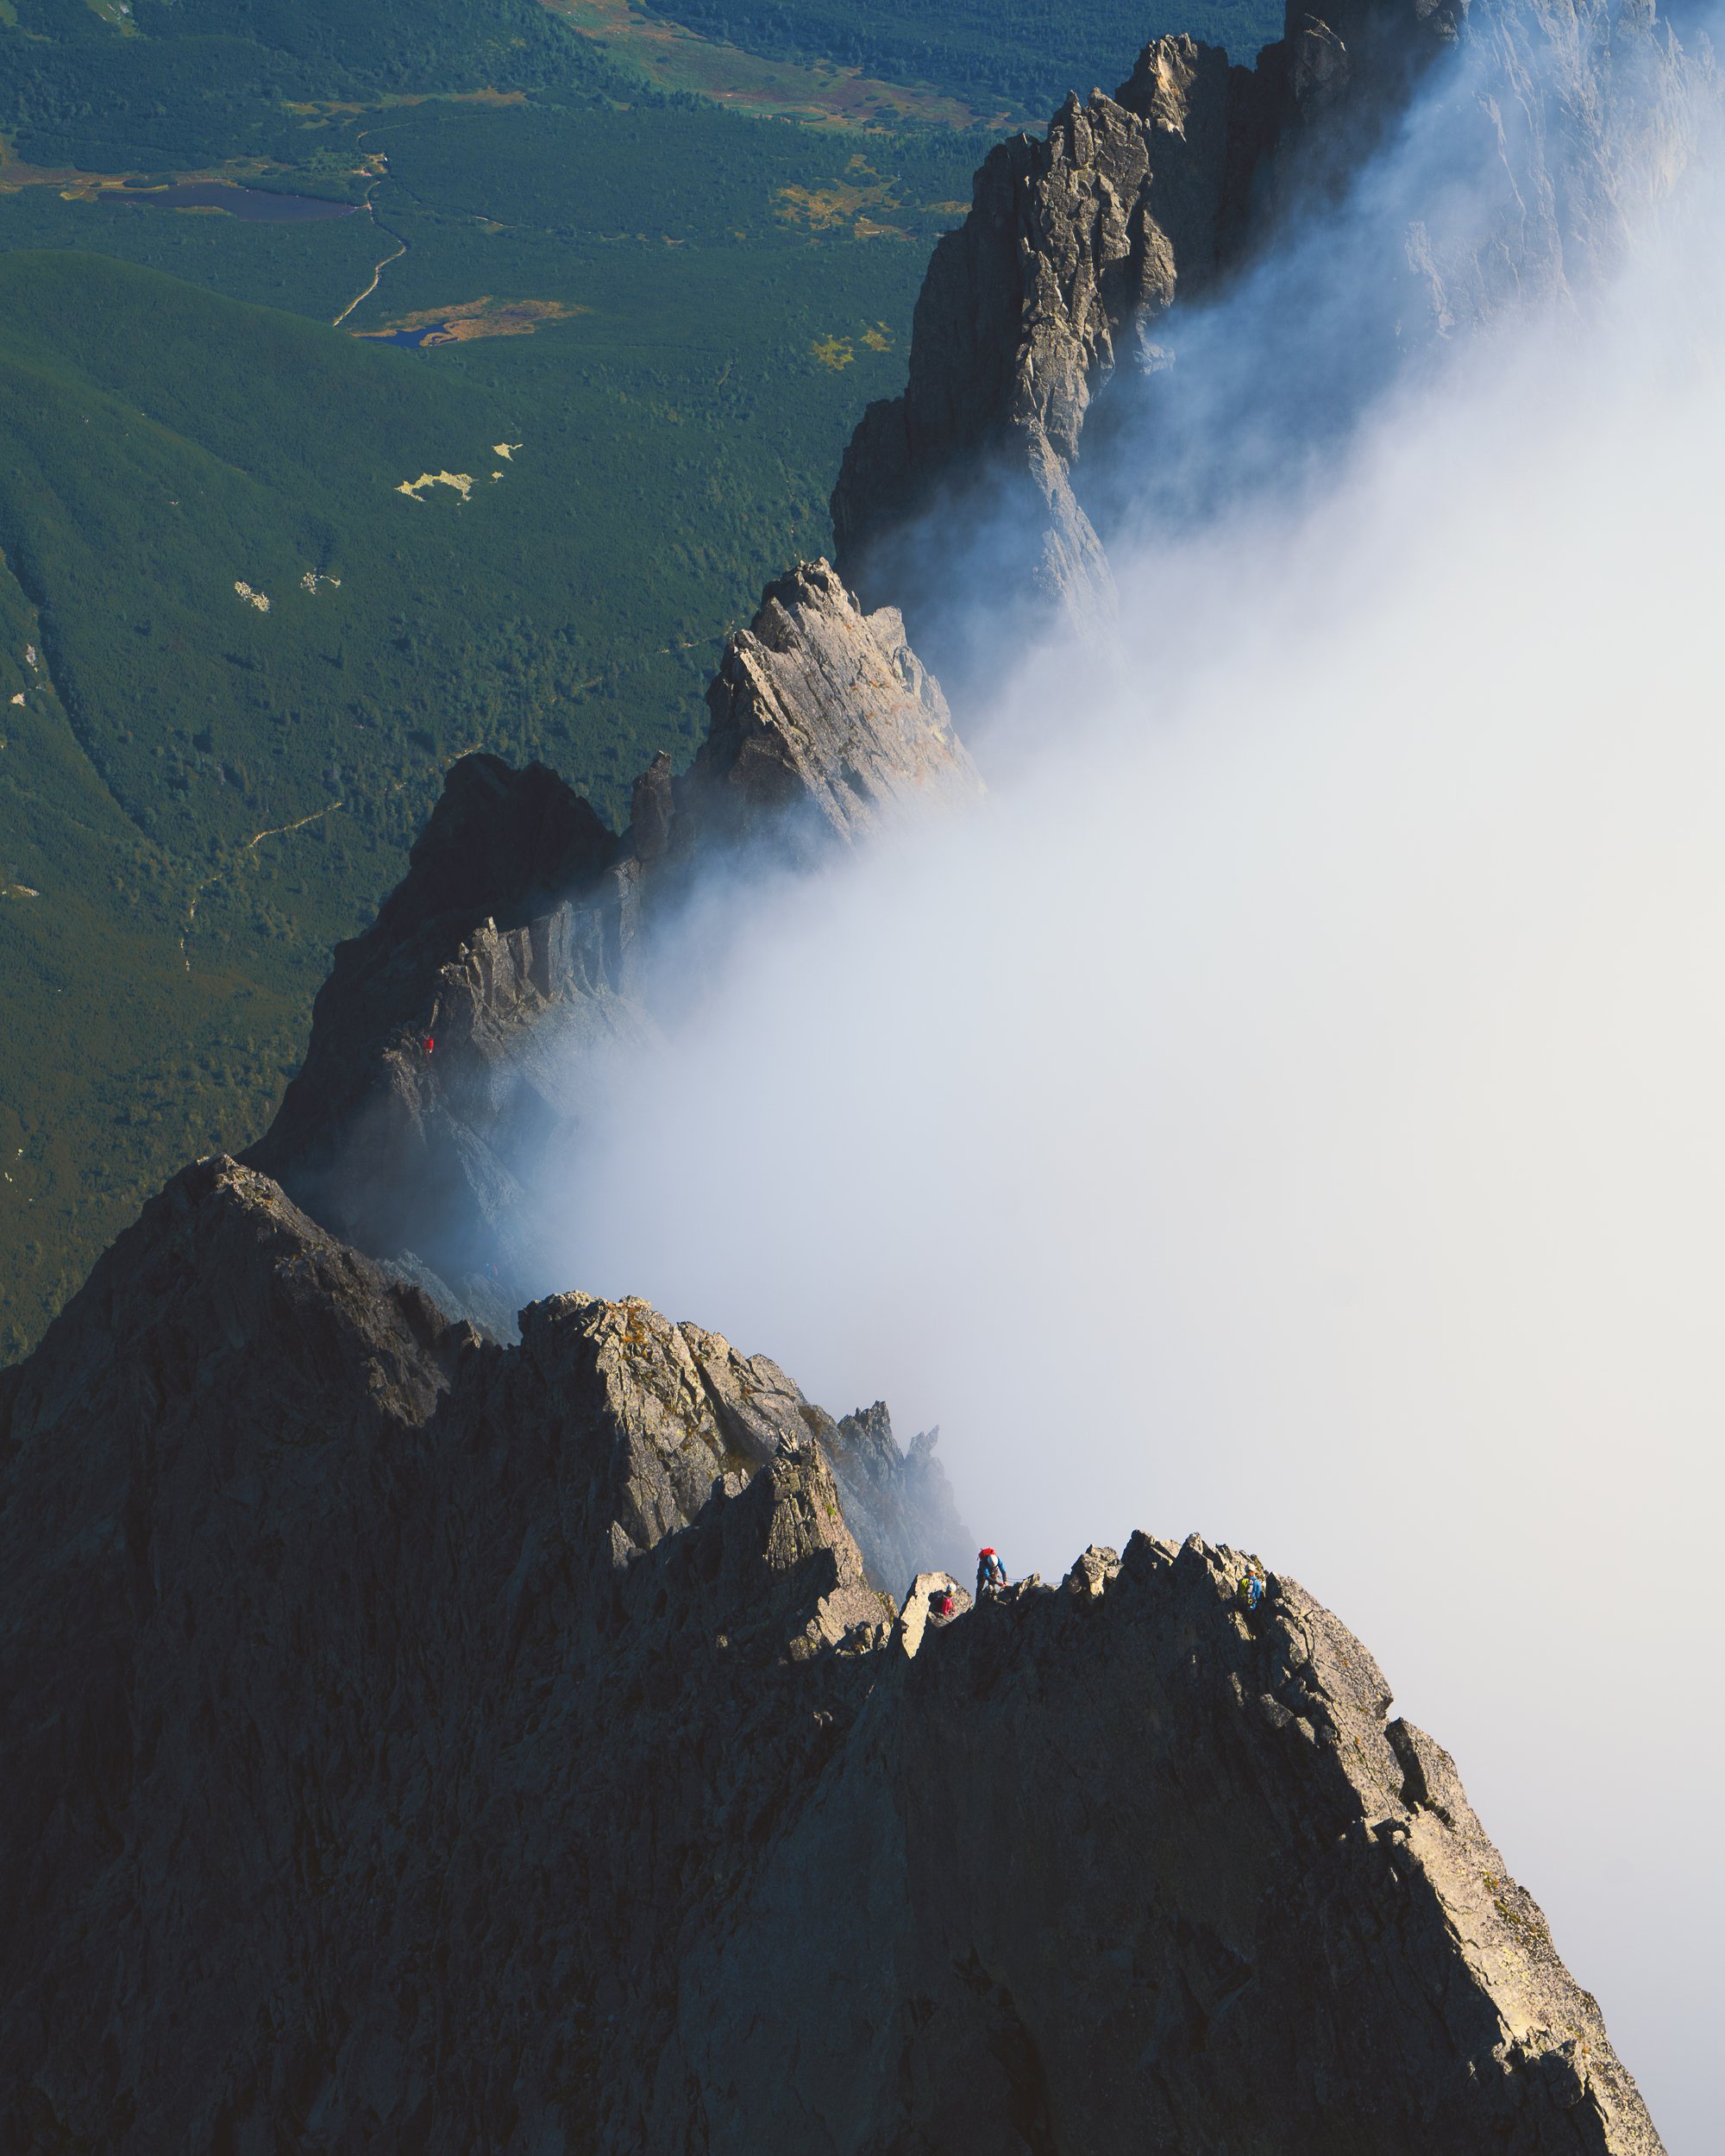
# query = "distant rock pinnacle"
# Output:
<box><xmin>0</xmin><ymin>10</ymin><xmax>1684</xmax><ymax>2144</ymax></box>
<box><xmin>832</xmin><ymin>0</ymin><xmax>1706</xmax><ymax>661</ymax></box>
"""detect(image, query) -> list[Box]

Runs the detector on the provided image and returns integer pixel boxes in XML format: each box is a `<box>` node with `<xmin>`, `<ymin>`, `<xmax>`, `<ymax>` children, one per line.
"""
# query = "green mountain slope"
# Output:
<box><xmin>0</xmin><ymin>611</ymin><xmax>307</xmax><ymax>1341</ymax></box>
<box><xmin>0</xmin><ymin>87</ymin><xmax>978</xmax><ymax>1352</ymax></box>
<box><xmin>0</xmin><ymin>0</ymin><xmax>1151</xmax><ymax>1354</ymax></box>
<box><xmin>640</xmin><ymin>0</ymin><xmax>1287</xmax><ymax>113</ymax></box>
<box><xmin>1</xmin><ymin>0</ymin><xmax>618</xmax><ymax>172</ymax></box>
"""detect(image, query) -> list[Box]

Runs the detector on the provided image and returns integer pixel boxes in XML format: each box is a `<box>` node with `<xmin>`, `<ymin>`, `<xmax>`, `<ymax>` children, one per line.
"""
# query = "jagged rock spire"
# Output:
<box><xmin>832</xmin><ymin>0</ymin><xmax>1706</xmax><ymax>671</ymax></box>
<box><xmin>242</xmin><ymin>558</ymin><xmax>978</xmax><ymax>1331</ymax></box>
<box><xmin>685</xmin><ymin>559</ymin><xmax>976</xmax><ymax>862</ymax></box>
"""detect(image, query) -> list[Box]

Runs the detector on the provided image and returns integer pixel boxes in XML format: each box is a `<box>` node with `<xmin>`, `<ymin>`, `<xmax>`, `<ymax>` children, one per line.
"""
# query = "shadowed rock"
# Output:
<box><xmin>245</xmin><ymin>755</ymin><xmax>645</xmax><ymax>1332</ymax></box>
<box><xmin>0</xmin><ymin>1156</ymin><xmax>1665</xmax><ymax>2153</ymax></box>
<box><xmin>0</xmin><ymin>16</ymin><xmax>1682</xmax><ymax>2136</ymax></box>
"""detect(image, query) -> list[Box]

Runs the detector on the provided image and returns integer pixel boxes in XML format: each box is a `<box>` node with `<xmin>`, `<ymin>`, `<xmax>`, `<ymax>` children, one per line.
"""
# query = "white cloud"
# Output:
<box><xmin>530</xmin><ymin>49</ymin><xmax>1725</xmax><ymax>2150</ymax></box>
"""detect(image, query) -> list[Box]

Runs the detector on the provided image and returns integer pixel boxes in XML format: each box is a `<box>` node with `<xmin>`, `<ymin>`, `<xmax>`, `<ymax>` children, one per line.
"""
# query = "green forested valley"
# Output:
<box><xmin>0</xmin><ymin>0</ymin><xmax>1280</xmax><ymax>1354</ymax></box>
<box><xmin>635</xmin><ymin>0</ymin><xmax>1283</xmax><ymax>116</ymax></box>
<box><xmin>0</xmin><ymin>60</ymin><xmax>987</xmax><ymax>1351</ymax></box>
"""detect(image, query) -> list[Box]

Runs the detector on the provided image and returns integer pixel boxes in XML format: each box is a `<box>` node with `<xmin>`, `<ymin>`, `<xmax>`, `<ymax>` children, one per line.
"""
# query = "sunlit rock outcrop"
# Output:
<box><xmin>669</xmin><ymin>557</ymin><xmax>978</xmax><ymax>866</ymax></box>
<box><xmin>0</xmin><ymin>11</ymin><xmax>1687</xmax><ymax>2144</ymax></box>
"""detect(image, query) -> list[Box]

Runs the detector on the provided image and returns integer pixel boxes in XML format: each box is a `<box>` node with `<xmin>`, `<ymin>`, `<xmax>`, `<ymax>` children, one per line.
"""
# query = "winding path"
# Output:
<box><xmin>330</xmin><ymin>136</ymin><xmax>408</xmax><ymax>330</ymax></box>
<box><xmin>181</xmin><ymin>803</ymin><xmax>346</xmax><ymax>974</ymax></box>
<box><xmin>332</xmin><ymin>204</ymin><xmax>408</xmax><ymax>329</ymax></box>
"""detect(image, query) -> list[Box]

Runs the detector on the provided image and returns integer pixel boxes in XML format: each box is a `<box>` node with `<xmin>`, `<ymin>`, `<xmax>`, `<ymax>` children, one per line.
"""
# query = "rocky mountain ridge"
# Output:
<box><xmin>0</xmin><ymin>3</ymin><xmax>1687</xmax><ymax>2146</ymax></box>
<box><xmin>0</xmin><ymin>1156</ymin><xmax>1666</xmax><ymax>2151</ymax></box>
<box><xmin>243</xmin><ymin>560</ymin><xmax>978</xmax><ymax>1333</ymax></box>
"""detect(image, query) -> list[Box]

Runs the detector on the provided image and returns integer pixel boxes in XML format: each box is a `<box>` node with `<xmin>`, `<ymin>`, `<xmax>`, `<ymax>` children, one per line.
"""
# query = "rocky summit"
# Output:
<box><xmin>0</xmin><ymin>1156</ymin><xmax>1665</xmax><ymax>2153</ymax></box>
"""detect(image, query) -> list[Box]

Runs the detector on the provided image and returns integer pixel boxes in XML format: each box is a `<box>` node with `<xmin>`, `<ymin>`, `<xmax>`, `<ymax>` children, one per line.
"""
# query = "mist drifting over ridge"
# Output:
<box><xmin>523</xmin><ymin>21</ymin><xmax>1725</xmax><ymax>2147</ymax></box>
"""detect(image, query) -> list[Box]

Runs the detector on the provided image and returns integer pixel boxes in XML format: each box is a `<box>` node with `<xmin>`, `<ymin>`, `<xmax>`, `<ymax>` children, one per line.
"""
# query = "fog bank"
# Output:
<box><xmin>533</xmin><ymin>55</ymin><xmax>1722</xmax><ymax>2152</ymax></box>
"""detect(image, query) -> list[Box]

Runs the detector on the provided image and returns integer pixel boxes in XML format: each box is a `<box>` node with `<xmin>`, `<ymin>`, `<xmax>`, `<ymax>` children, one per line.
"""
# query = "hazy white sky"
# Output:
<box><xmin>534</xmin><ymin>47</ymin><xmax>1724</xmax><ymax>2149</ymax></box>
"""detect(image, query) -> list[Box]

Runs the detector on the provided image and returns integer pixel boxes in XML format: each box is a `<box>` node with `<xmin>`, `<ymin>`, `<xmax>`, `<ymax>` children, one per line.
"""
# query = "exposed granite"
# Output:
<box><xmin>0</xmin><ymin>16</ymin><xmax>1687</xmax><ymax>2142</ymax></box>
<box><xmin>831</xmin><ymin>58</ymin><xmax>1236</xmax><ymax>638</ymax></box>
<box><xmin>677</xmin><ymin>560</ymin><xmax>978</xmax><ymax>868</ymax></box>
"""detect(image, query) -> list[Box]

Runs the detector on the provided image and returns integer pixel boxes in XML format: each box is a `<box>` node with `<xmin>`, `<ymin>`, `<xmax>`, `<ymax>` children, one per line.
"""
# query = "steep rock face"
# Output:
<box><xmin>832</xmin><ymin>50</ymin><xmax>1235</xmax><ymax>636</ymax></box>
<box><xmin>668</xmin><ymin>1534</ymin><xmax>1665</xmax><ymax>2153</ymax></box>
<box><xmin>823</xmin><ymin>1399</ymin><xmax>973</xmax><ymax>1599</ymax></box>
<box><xmin>0</xmin><ymin>1159</ymin><xmax>897</xmax><ymax>2153</ymax></box>
<box><xmin>832</xmin><ymin>0</ymin><xmax>1703</xmax><ymax>651</ymax></box>
<box><xmin>246</xmin><ymin>755</ymin><xmax>644</xmax><ymax>1331</ymax></box>
<box><xmin>245</xmin><ymin>560</ymin><xmax>977</xmax><ymax>1330</ymax></box>
<box><xmin>674</xmin><ymin>560</ymin><xmax>978</xmax><ymax>868</ymax></box>
<box><xmin>1386</xmin><ymin>0</ymin><xmax>1703</xmax><ymax>326</ymax></box>
<box><xmin>0</xmin><ymin>1159</ymin><xmax>1663</xmax><ymax>2153</ymax></box>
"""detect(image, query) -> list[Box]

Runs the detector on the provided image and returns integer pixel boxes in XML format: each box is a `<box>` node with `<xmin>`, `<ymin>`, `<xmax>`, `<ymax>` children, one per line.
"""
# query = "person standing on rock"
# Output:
<box><xmin>976</xmin><ymin>1547</ymin><xmax>1007</xmax><ymax>1601</ymax></box>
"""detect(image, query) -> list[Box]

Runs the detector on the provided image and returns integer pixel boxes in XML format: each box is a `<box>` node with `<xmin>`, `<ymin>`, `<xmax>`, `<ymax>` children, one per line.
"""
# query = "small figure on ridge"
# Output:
<box><xmin>976</xmin><ymin>1546</ymin><xmax>1007</xmax><ymax>1601</ymax></box>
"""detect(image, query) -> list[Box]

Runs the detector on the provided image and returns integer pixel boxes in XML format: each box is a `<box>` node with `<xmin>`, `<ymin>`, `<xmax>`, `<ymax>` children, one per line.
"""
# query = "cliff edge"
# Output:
<box><xmin>0</xmin><ymin>8</ymin><xmax>1684</xmax><ymax>2144</ymax></box>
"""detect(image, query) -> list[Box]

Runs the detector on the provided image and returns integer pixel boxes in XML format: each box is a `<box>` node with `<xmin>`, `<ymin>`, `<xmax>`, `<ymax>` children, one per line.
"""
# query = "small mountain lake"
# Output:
<box><xmin>112</xmin><ymin>183</ymin><xmax>360</xmax><ymax>222</ymax></box>
<box><xmin>371</xmin><ymin>323</ymin><xmax>450</xmax><ymax>348</ymax></box>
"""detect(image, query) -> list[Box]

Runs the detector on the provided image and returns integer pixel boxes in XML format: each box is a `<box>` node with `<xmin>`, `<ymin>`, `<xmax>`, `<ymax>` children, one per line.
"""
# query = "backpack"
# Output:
<box><xmin>1237</xmin><ymin>1572</ymin><xmax>1264</xmax><ymax>1612</ymax></box>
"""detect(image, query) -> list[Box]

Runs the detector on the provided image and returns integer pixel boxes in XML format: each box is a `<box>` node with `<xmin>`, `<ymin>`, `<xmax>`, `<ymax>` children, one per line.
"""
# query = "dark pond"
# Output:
<box><xmin>114</xmin><ymin>183</ymin><xmax>360</xmax><ymax>222</ymax></box>
<box><xmin>370</xmin><ymin>323</ymin><xmax>450</xmax><ymax>348</ymax></box>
